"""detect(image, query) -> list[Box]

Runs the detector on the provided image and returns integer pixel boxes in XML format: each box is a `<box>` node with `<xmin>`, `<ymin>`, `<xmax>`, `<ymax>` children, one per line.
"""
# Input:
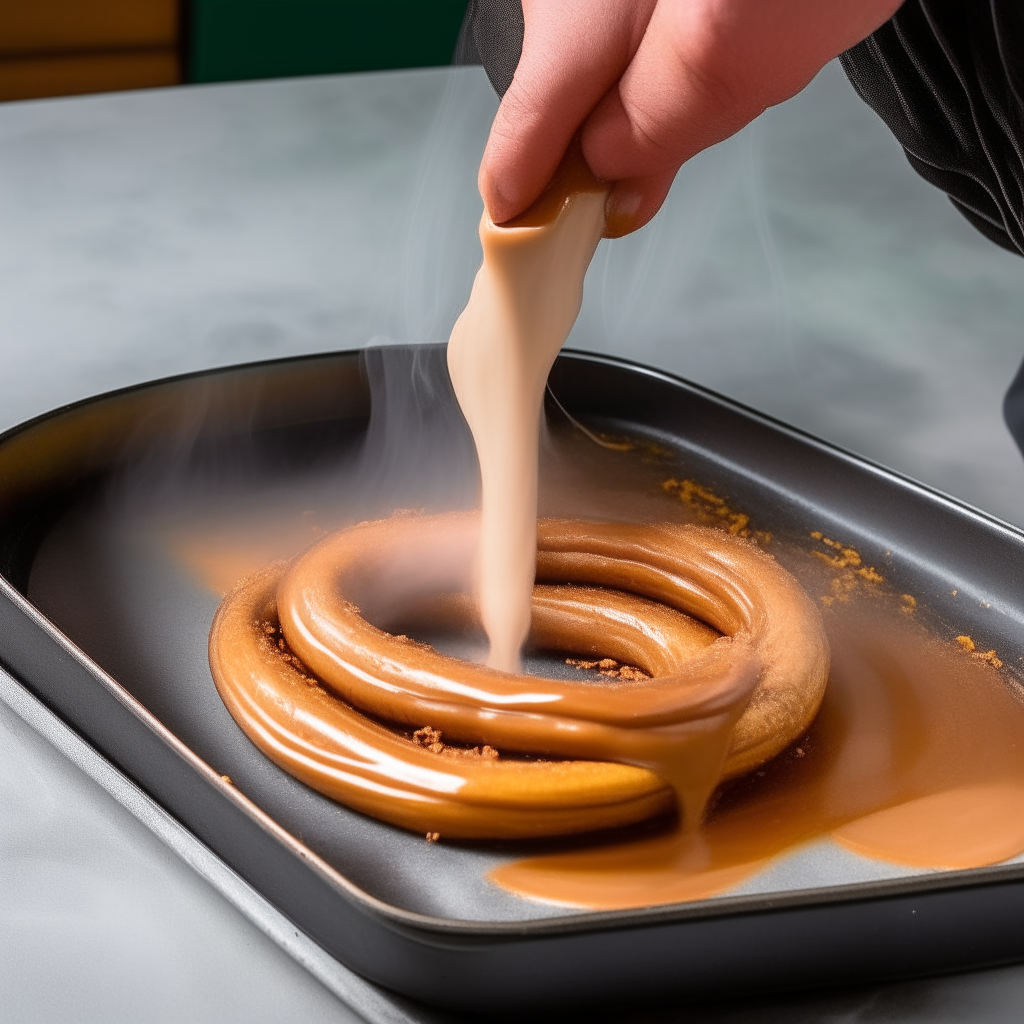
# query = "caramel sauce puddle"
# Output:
<box><xmin>491</xmin><ymin>601</ymin><xmax>1024</xmax><ymax>909</ymax></box>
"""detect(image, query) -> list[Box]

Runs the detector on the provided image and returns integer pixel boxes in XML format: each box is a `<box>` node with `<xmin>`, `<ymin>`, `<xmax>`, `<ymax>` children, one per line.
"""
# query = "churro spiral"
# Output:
<box><xmin>208</xmin><ymin>514</ymin><xmax>829</xmax><ymax>839</ymax></box>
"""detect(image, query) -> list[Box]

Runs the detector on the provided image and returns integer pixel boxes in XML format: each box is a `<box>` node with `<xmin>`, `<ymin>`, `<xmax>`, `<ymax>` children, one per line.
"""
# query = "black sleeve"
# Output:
<box><xmin>453</xmin><ymin>0</ymin><xmax>524</xmax><ymax>97</ymax></box>
<box><xmin>841</xmin><ymin>1</ymin><xmax>1024</xmax><ymax>257</ymax></box>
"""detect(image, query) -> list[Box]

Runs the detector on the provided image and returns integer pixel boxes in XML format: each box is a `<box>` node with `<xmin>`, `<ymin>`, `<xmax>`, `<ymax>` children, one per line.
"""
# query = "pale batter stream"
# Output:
<box><xmin>446</xmin><ymin>145</ymin><xmax>607</xmax><ymax>674</ymax></box>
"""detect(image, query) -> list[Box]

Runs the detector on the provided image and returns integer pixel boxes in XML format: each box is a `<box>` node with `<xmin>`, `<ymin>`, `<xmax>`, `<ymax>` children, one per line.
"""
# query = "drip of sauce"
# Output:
<box><xmin>208</xmin><ymin>559</ymin><xmax>677</xmax><ymax>839</ymax></box>
<box><xmin>208</xmin><ymin>514</ymin><xmax>828</xmax><ymax>837</ymax></box>
<box><xmin>447</xmin><ymin>144</ymin><xmax>608</xmax><ymax>673</ymax></box>
<box><xmin>490</xmin><ymin>601</ymin><xmax>1024</xmax><ymax>908</ymax></box>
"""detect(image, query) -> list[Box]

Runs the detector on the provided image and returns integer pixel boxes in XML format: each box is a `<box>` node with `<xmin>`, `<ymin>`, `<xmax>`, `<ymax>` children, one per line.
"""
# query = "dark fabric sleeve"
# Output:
<box><xmin>841</xmin><ymin>1</ymin><xmax>1024</xmax><ymax>257</ymax></box>
<box><xmin>452</xmin><ymin>0</ymin><xmax>524</xmax><ymax>97</ymax></box>
<box><xmin>841</xmin><ymin>3</ymin><xmax>1024</xmax><ymax>456</ymax></box>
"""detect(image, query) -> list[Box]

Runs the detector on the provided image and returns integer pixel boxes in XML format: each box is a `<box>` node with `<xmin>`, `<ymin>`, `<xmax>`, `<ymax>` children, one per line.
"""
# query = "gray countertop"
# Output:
<box><xmin>3</xmin><ymin>61</ymin><xmax>1024</xmax><ymax>1022</ymax></box>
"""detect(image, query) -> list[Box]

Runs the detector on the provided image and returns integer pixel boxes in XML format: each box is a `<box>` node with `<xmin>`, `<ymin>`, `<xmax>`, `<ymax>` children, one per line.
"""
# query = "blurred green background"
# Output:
<box><xmin>187</xmin><ymin>0</ymin><xmax>470</xmax><ymax>83</ymax></box>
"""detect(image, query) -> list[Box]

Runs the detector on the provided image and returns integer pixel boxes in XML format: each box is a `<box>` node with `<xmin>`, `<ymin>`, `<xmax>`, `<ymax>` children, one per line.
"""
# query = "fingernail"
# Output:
<box><xmin>604</xmin><ymin>187</ymin><xmax>644</xmax><ymax>237</ymax></box>
<box><xmin>485</xmin><ymin>192</ymin><xmax>516</xmax><ymax>226</ymax></box>
<box><xmin>480</xmin><ymin>169</ymin><xmax>517</xmax><ymax>225</ymax></box>
<box><xmin>479</xmin><ymin>171</ymin><xmax>499</xmax><ymax>217</ymax></box>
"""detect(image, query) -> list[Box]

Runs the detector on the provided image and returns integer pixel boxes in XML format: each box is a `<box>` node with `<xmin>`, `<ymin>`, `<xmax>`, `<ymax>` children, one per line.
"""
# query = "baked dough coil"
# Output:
<box><xmin>209</xmin><ymin>514</ymin><xmax>829</xmax><ymax>839</ymax></box>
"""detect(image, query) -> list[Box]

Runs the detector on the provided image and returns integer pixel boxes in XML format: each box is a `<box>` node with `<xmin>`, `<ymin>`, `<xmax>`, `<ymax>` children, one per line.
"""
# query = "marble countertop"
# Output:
<box><xmin>3</xmin><ymin>61</ymin><xmax>1024</xmax><ymax>1022</ymax></box>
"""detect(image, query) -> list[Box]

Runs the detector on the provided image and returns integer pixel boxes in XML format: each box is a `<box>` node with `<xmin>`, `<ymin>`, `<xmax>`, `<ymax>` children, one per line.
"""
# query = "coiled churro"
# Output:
<box><xmin>208</xmin><ymin>513</ymin><xmax>829</xmax><ymax>839</ymax></box>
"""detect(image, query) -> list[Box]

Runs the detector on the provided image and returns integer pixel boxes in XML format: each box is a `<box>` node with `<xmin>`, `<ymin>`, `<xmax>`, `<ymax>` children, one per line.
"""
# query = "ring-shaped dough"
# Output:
<box><xmin>209</xmin><ymin>514</ymin><xmax>829</xmax><ymax>838</ymax></box>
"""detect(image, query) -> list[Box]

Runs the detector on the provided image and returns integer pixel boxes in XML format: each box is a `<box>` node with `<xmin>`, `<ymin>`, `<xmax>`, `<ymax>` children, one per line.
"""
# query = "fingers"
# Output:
<box><xmin>602</xmin><ymin>171</ymin><xmax>677</xmax><ymax>239</ymax></box>
<box><xmin>585</xmin><ymin>0</ymin><xmax>905</xmax><ymax>235</ymax></box>
<box><xmin>480</xmin><ymin>0</ymin><xmax>903</xmax><ymax>234</ymax></box>
<box><xmin>585</xmin><ymin>0</ymin><xmax>749</xmax><ymax>235</ymax></box>
<box><xmin>479</xmin><ymin>0</ymin><xmax>656</xmax><ymax>224</ymax></box>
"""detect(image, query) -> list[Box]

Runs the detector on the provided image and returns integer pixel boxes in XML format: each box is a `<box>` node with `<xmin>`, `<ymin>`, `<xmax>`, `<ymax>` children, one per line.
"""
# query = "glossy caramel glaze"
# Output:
<box><xmin>209</xmin><ymin>512</ymin><xmax>829</xmax><ymax>838</ymax></box>
<box><xmin>492</xmin><ymin>601</ymin><xmax>1024</xmax><ymax>908</ymax></box>
<box><xmin>209</xmin><ymin>564</ymin><xmax>675</xmax><ymax>839</ymax></box>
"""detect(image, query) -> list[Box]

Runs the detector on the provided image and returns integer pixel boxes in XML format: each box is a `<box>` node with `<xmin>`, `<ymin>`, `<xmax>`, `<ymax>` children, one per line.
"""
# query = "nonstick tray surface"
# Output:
<box><xmin>2</xmin><ymin>345</ymin><xmax>1024</xmax><ymax>1011</ymax></box>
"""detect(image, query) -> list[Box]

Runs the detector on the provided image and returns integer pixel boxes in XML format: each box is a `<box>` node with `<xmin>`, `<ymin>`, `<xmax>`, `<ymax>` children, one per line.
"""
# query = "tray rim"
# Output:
<box><xmin>0</xmin><ymin>668</ymin><xmax>412</xmax><ymax>1024</ymax></box>
<box><xmin>4</xmin><ymin>343</ymin><xmax>1024</xmax><ymax>942</ymax></box>
<box><xmin>3</xmin><ymin>342</ymin><xmax>1022</xmax><ymax>551</ymax></box>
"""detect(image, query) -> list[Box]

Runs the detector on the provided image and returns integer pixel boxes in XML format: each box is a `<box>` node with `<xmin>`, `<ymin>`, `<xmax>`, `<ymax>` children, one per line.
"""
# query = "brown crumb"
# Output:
<box><xmin>812</xmin><ymin>548</ymin><xmax>863</xmax><ymax>571</ymax></box>
<box><xmin>264</xmin><ymin>623</ymin><xmax>320</xmax><ymax>684</ymax></box>
<box><xmin>857</xmin><ymin>566</ymin><xmax>884</xmax><ymax>584</ymax></box>
<box><xmin>951</xmin><ymin>589</ymin><xmax>958</xmax><ymax>596</ymax></box>
<box><xmin>662</xmin><ymin>478</ymin><xmax>752</xmax><ymax>538</ymax></box>
<box><xmin>975</xmin><ymin>650</ymin><xmax>1004</xmax><ymax>670</ymax></box>
<box><xmin>617</xmin><ymin>665</ymin><xmax>650</xmax><ymax>681</ymax></box>
<box><xmin>900</xmin><ymin>594</ymin><xmax>917</xmax><ymax>614</ymax></box>
<box><xmin>813</xmin><ymin>551</ymin><xmax>842</xmax><ymax>569</ymax></box>
<box><xmin>413</xmin><ymin>726</ymin><xmax>445</xmax><ymax>754</ymax></box>
<box><xmin>567</xmin><ymin>657</ymin><xmax>650</xmax><ymax>680</ymax></box>
<box><xmin>425</xmin><ymin>832</ymin><xmax>440</xmax><ymax>843</ymax></box>
<box><xmin>443</xmin><ymin>745</ymin><xmax>498</xmax><ymax>759</ymax></box>
<box><xmin>221</xmin><ymin>775</ymin><xmax>233</xmax><ymax>785</ymax></box>
<box><xmin>728</xmin><ymin>513</ymin><xmax>750</xmax><ymax>536</ymax></box>
<box><xmin>820</xmin><ymin>595</ymin><xmax>835</xmax><ymax>607</ymax></box>
<box><xmin>810</xmin><ymin>532</ymin><xmax>877</xmax><ymax>577</ymax></box>
<box><xmin>413</xmin><ymin>726</ymin><xmax>500</xmax><ymax>760</ymax></box>
<box><xmin>795</xmin><ymin>748</ymin><xmax>805</xmax><ymax>758</ymax></box>
<box><xmin>955</xmin><ymin>635</ymin><xmax>1001</xmax><ymax>669</ymax></box>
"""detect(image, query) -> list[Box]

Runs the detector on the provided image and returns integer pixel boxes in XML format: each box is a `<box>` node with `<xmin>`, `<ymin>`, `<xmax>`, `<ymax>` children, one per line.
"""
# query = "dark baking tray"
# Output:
<box><xmin>2</xmin><ymin>345</ymin><xmax>1024</xmax><ymax>1012</ymax></box>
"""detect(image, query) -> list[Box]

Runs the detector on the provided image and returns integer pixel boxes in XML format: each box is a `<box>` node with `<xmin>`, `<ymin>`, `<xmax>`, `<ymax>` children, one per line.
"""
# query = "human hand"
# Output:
<box><xmin>479</xmin><ymin>0</ymin><xmax>903</xmax><ymax>236</ymax></box>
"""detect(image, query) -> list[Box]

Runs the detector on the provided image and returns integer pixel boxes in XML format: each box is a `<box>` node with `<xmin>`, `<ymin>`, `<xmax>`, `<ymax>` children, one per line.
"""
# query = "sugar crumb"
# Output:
<box><xmin>975</xmin><ymin>650</ymin><xmax>1004</xmax><ymax>670</ymax></box>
